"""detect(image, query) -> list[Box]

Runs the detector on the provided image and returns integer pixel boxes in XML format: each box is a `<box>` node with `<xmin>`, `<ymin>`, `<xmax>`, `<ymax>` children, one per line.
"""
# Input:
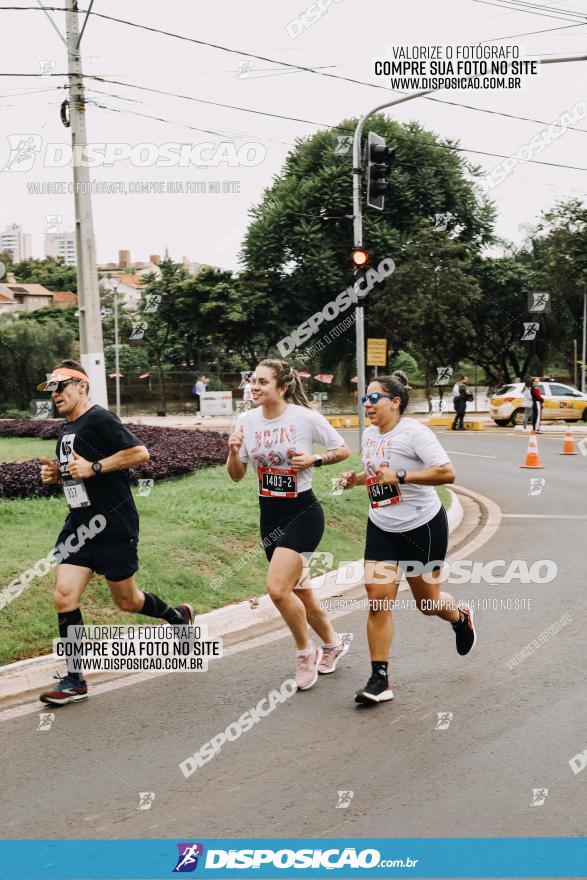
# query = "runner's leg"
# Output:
<box><xmin>266</xmin><ymin>547</ymin><xmax>310</xmax><ymax>649</ymax></box>
<box><xmin>107</xmin><ymin>576</ymin><xmax>191</xmax><ymax>624</ymax></box>
<box><xmin>55</xmin><ymin>564</ymin><xmax>93</xmax><ymax>679</ymax></box>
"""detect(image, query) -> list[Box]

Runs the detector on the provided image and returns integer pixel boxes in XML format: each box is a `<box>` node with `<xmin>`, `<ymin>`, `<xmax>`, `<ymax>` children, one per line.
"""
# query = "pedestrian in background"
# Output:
<box><xmin>192</xmin><ymin>375</ymin><xmax>209</xmax><ymax>413</ymax></box>
<box><xmin>531</xmin><ymin>377</ymin><xmax>543</xmax><ymax>433</ymax></box>
<box><xmin>243</xmin><ymin>373</ymin><xmax>253</xmax><ymax>410</ymax></box>
<box><xmin>451</xmin><ymin>375</ymin><xmax>472</xmax><ymax>431</ymax></box>
<box><xmin>522</xmin><ymin>377</ymin><xmax>533</xmax><ymax>430</ymax></box>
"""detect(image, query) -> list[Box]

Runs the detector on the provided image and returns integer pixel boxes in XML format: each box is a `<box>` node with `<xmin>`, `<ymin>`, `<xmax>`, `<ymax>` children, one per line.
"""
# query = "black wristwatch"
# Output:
<box><xmin>92</xmin><ymin>460</ymin><xmax>103</xmax><ymax>474</ymax></box>
<box><xmin>396</xmin><ymin>468</ymin><xmax>407</xmax><ymax>484</ymax></box>
<box><xmin>314</xmin><ymin>455</ymin><xmax>323</xmax><ymax>468</ymax></box>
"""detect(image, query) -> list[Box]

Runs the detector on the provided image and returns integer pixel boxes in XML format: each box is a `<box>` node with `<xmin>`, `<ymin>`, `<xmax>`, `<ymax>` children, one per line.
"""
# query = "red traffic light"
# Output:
<box><xmin>351</xmin><ymin>247</ymin><xmax>369</xmax><ymax>268</ymax></box>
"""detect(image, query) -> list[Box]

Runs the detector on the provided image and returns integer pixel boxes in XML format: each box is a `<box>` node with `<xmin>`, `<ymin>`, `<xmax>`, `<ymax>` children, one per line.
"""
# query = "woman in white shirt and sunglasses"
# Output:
<box><xmin>340</xmin><ymin>371</ymin><xmax>476</xmax><ymax>704</ymax></box>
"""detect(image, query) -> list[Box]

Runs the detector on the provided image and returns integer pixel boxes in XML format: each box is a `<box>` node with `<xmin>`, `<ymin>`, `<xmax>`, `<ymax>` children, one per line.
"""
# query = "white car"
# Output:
<box><xmin>490</xmin><ymin>382</ymin><xmax>587</xmax><ymax>426</ymax></box>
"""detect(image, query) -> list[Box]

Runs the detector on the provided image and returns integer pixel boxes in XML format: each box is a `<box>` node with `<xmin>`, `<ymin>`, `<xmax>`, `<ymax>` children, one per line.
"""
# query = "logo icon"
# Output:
<box><xmin>528</xmin><ymin>291</ymin><xmax>550</xmax><ymax>313</ymax></box>
<box><xmin>130</xmin><ymin>321</ymin><xmax>148</xmax><ymax>340</ymax></box>
<box><xmin>336</xmin><ymin>790</ymin><xmax>354</xmax><ymax>808</ymax></box>
<box><xmin>578</xmin><ymin>437</ymin><xmax>587</xmax><ymax>457</ymax></box>
<box><xmin>2</xmin><ymin>134</ymin><xmax>42</xmax><ymax>172</ymax></box>
<box><xmin>45</xmin><ymin>214</ymin><xmax>62</xmax><ymax>233</ymax></box>
<box><xmin>530</xmin><ymin>787</ymin><xmax>548</xmax><ymax>806</ymax></box>
<box><xmin>328</xmin><ymin>476</ymin><xmax>344</xmax><ymax>497</ymax></box>
<box><xmin>39</xmin><ymin>59</ymin><xmax>56</xmax><ymax>78</ymax></box>
<box><xmin>521</xmin><ymin>322</ymin><xmax>539</xmax><ymax>341</ymax></box>
<box><xmin>136</xmin><ymin>791</ymin><xmax>155</xmax><ymax>811</ymax></box>
<box><xmin>435</xmin><ymin>712</ymin><xmax>453</xmax><ymax>730</ymax></box>
<box><xmin>31</xmin><ymin>399</ymin><xmax>53</xmax><ymax>420</ymax></box>
<box><xmin>237</xmin><ymin>60</ymin><xmax>254</xmax><ymax>79</ymax></box>
<box><xmin>137</xmin><ymin>479</ymin><xmax>154</xmax><ymax>497</ymax></box>
<box><xmin>37</xmin><ymin>712</ymin><xmax>55</xmax><ymax>731</ymax></box>
<box><xmin>173</xmin><ymin>843</ymin><xmax>204</xmax><ymax>873</ymax></box>
<box><xmin>0</xmin><ymin>262</ymin><xmax>5</xmax><ymax>280</ymax></box>
<box><xmin>143</xmin><ymin>293</ymin><xmax>161</xmax><ymax>314</ymax></box>
<box><xmin>334</xmin><ymin>135</ymin><xmax>352</xmax><ymax>155</ymax></box>
<box><xmin>528</xmin><ymin>477</ymin><xmax>545</xmax><ymax>496</ymax></box>
<box><xmin>435</xmin><ymin>366</ymin><xmax>453</xmax><ymax>386</ymax></box>
<box><xmin>433</xmin><ymin>212</ymin><xmax>452</xmax><ymax>232</ymax></box>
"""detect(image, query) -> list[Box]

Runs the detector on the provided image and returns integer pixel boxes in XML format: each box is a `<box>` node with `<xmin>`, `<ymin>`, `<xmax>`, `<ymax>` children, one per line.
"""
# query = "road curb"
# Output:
<box><xmin>0</xmin><ymin>490</ymin><xmax>466</xmax><ymax>704</ymax></box>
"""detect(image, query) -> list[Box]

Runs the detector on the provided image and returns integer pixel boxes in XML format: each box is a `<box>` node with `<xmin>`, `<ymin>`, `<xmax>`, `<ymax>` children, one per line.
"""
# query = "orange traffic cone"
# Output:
<box><xmin>560</xmin><ymin>430</ymin><xmax>577</xmax><ymax>455</ymax></box>
<box><xmin>521</xmin><ymin>431</ymin><xmax>544</xmax><ymax>469</ymax></box>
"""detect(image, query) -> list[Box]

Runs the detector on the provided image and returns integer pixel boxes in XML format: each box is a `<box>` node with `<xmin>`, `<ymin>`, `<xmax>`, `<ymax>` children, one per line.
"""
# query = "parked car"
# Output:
<box><xmin>490</xmin><ymin>382</ymin><xmax>587</xmax><ymax>426</ymax></box>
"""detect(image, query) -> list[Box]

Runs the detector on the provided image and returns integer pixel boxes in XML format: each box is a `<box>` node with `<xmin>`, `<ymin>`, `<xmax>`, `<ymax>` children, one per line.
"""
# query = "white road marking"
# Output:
<box><xmin>502</xmin><ymin>514</ymin><xmax>587</xmax><ymax>519</ymax></box>
<box><xmin>444</xmin><ymin>450</ymin><xmax>498</xmax><ymax>459</ymax></box>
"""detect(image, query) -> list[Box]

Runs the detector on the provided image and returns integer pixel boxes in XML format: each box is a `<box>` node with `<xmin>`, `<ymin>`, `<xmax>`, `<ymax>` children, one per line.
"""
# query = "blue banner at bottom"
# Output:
<box><xmin>0</xmin><ymin>838</ymin><xmax>586</xmax><ymax>879</ymax></box>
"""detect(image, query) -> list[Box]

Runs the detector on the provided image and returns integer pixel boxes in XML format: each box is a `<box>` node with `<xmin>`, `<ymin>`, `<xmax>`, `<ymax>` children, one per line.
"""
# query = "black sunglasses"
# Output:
<box><xmin>47</xmin><ymin>379</ymin><xmax>81</xmax><ymax>393</ymax></box>
<box><xmin>361</xmin><ymin>392</ymin><xmax>397</xmax><ymax>405</ymax></box>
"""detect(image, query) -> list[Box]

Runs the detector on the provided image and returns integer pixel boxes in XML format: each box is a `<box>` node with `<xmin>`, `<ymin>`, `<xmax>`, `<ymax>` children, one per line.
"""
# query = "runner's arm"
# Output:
<box><xmin>96</xmin><ymin>445</ymin><xmax>150</xmax><ymax>473</ymax></box>
<box><xmin>399</xmin><ymin>463</ymin><xmax>455</xmax><ymax>485</ymax></box>
<box><xmin>227</xmin><ymin>451</ymin><xmax>247</xmax><ymax>482</ymax></box>
<box><xmin>316</xmin><ymin>445</ymin><xmax>350</xmax><ymax>466</ymax></box>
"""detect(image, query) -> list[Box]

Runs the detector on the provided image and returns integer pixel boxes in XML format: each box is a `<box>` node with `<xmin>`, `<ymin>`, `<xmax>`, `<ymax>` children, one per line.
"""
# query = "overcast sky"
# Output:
<box><xmin>1</xmin><ymin>0</ymin><xmax>586</xmax><ymax>271</ymax></box>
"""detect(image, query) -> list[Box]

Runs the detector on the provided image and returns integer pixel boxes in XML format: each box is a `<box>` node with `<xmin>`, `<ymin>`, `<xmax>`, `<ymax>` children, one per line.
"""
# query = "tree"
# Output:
<box><xmin>241</xmin><ymin>114</ymin><xmax>495</xmax><ymax>354</ymax></box>
<box><xmin>0</xmin><ymin>316</ymin><xmax>75</xmax><ymax>408</ymax></box>
<box><xmin>19</xmin><ymin>304</ymin><xmax>79</xmax><ymax>336</ymax></box>
<box><xmin>469</xmin><ymin>253</ymin><xmax>543</xmax><ymax>385</ymax></box>
<box><xmin>369</xmin><ymin>228</ymin><xmax>482</xmax><ymax>409</ymax></box>
<box><xmin>10</xmin><ymin>257</ymin><xmax>77</xmax><ymax>292</ymax></box>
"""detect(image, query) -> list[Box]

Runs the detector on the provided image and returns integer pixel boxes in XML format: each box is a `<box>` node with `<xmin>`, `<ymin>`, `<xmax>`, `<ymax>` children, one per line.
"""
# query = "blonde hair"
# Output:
<box><xmin>257</xmin><ymin>359</ymin><xmax>311</xmax><ymax>408</ymax></box>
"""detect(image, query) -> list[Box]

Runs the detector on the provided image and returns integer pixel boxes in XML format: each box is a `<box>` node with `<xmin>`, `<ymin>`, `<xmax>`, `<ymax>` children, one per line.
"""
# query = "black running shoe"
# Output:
<box><xmin>452</xmin><ymin>606</ymin><xmax>476</xmax><ymax>655</ymax></box>
<box><xmin>355</xmin><ymin>673</ymin><xmax>394</xmax><ymax>704</ymax></box>
<box><xmin>174</xmin><ymin>604</ymin><xmax>194</xmax><ymax>625</ymax></box>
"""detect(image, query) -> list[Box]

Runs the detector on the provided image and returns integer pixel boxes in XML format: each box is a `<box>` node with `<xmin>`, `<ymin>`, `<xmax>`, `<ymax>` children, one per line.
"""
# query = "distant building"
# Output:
<box><xmin>182</xmin><ymin>257</ymin><xmax>226</xmax><ymax>276</ymax></box>
<box><xmin>0</xmin><ymin>223</ymin><xmax>32</xmax><ymax>263</ymax></box>
<box><xmin>0</xmin><ymin>279</ymin><xmax>53</xmax><ymax>313</ymax></box>
<box><xmin>45</xmin><ymin>231</ymin><xmax>77</xmax><ymax>266</ymax></box>
<box><xmin>99</xmin><ymin>273</ymin><xmax>149</xmax><ymax>309</ymax></box>
<box><xmin>51</xmin><ymin>290</ymin><xmax>78</xmax><ymax>309</ymax></box>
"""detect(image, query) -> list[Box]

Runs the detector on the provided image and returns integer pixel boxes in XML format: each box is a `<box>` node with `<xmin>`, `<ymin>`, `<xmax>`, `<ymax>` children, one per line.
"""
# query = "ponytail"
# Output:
<box><xmin>258</xmin><ymin>359</ymin><xmax>311</xmax><ymax>408</ymax></box>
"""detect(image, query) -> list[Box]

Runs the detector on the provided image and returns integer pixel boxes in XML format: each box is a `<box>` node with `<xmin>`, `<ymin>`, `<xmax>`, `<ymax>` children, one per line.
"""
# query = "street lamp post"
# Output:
<box><xmin>582</xmin><ymin>290</ymin><xmax>586</xmax><ymax>394</ymax></box>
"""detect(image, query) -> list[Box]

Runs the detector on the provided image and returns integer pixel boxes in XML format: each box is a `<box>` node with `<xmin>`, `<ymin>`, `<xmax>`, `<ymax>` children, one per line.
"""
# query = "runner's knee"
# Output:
<box><xmin>54</xmin><ymin>582</ymin><xmax>80</xmax><ymax>612</ymax></box>
<box><xmin>112</xmin><ymin>592</ymin><xmax>142</xmax><ymax>612</ymax></box>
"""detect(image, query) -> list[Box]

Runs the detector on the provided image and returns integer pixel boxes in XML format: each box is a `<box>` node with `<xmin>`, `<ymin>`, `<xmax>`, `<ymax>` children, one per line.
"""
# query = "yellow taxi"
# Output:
<box><xmin>490</xmin><ymin>381</ymin><xmax>587</xmax><ymax>426</ymax></box>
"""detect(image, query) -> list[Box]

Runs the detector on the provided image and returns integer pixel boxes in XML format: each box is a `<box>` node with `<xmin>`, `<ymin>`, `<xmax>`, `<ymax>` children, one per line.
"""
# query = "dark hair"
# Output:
<box><xmin>54</xmin><ymin>359</ymin><xmax>89</xmax><ymax>393</ymax></box>
<box><xmin>257</xmin><ymin>359</ymin><xmax>311</xmax><ymax>408</ymax></box>
<box><xmin>524</xmin><ymin>376</ymin><xmax>533</xmax><ymax>388</ymax></box>
<box><xmin>372</xmin><ymin>370</ymin><xmax>411</xmax><ymax>414</ymax></box>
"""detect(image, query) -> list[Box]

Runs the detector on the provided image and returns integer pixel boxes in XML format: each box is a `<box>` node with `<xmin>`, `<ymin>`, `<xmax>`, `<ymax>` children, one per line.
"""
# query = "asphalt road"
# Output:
<box><xmin>1</xmin><ymin>429</ymin><xmax>586</xmax><ymax>849</ymax></box>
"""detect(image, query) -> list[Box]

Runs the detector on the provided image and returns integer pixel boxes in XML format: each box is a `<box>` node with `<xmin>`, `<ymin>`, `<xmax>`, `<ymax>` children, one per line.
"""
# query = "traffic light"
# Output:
<box><xmin>366</xmin><ymin>131</ymin><xmax>392</xmax><ymax>211</ymax></box>
<box><xmin>351</xmin><ymin>247</ymin><xmax>369</xmax><ymax>268</ymax></box>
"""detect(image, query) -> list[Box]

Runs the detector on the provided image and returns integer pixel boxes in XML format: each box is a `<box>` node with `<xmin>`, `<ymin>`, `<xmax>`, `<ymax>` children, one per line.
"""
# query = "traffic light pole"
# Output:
<box><xmin>352</xmin><ymin>53</ymin><xmax>587</xmax><ymax>445</ymax></box>
<box><xmin>65</xmin><ymin>0</ymin><xmax>108</xmax><ymax>407</ymax></box>
<box><xmin>352</xmin><ymin>87</ymin><xmax>437</xmax><ymax>443</ymax></box>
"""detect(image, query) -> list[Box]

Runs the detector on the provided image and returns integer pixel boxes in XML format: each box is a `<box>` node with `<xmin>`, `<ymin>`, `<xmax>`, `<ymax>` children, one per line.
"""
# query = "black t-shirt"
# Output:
<box><xmin>55</xmin><ymin>405</ymin><xmax>143</xmax><ymax>543</ymax></box>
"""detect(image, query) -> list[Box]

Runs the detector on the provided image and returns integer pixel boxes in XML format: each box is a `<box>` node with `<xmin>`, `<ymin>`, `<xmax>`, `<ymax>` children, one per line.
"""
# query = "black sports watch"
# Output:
<box><xmin>92</xmin><ymin>460</ymin><xmax>103</xmax><ymax>474</ymax></box>
<box><xmin>314</xmin><ymin>455</ymin><xmax>323</xmax><ymax>468</ymax></box>
<box><xmin>396</xmin><ymin>468</ymin><xmax>407</xmax><ymax>484</ymax></box>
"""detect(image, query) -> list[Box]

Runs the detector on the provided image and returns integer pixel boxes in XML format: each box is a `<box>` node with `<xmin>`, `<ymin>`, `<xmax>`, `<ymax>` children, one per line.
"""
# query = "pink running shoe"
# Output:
<box><xmin>295</xmin><ymin>646</ymin><xmax>323</xmax><ymax>691</ymax></box>
<box><xmin>318</xmin><ymin>638</ymin><xmax>350</xmax><ymax>674</ymax></box>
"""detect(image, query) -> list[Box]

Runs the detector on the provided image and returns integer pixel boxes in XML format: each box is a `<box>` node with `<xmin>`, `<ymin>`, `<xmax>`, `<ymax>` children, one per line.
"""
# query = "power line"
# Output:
<box><xmin>471</xmin><ymin>0</ymin><xmax>586</xmax><ymax>22</ymax></box>
<box><xmin>479</xmin><ymin>22</ymin><xmax>587</xmax><ymax>41</ymax></box>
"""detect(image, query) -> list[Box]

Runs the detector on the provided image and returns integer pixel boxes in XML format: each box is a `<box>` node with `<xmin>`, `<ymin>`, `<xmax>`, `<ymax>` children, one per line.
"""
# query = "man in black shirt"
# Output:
<box><xmin>38</xmin><ymin>360</ymin><xmax>193</xmax><ymax>706</ymax></box>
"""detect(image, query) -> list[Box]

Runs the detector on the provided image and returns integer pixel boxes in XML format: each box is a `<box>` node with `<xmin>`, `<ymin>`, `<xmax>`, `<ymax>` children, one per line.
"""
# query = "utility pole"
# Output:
<box><xmin>65</xmin><ymin>0</ymin><xmax>108</xmax><ymax>406</ymax></box>
<box><xmin>582</xmin><ymin>290</ymin><xmax>586</xmax><ymax>394</ymax></box>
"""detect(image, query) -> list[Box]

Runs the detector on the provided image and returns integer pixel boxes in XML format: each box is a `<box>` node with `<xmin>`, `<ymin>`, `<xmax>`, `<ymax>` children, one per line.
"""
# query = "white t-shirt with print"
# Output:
<box><xmin>238</xmin><ymin>403</ymin><xmax>345</xmax><ymax>495</ymax></box>
<box><xmin>362</xmin><ymin>417</ymin><xmax>451</xmax><ymax>532</ymax></box>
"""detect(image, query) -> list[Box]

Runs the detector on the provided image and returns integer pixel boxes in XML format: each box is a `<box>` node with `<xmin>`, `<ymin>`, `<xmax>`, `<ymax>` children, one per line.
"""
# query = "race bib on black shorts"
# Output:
<box><xmin>366</xmin><ymin>475</ymin><xmax>402</xmax><ymax>508</ymax></box>
<box><xmin>258</xmin><ymin>466</ymin><xmax>297</xmax><ymax>498</ymax></box>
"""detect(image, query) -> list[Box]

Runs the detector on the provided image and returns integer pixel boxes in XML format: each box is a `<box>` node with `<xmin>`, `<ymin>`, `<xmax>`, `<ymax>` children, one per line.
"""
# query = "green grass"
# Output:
<box><xmin>0</xmin><ymin>447</ymin><xmax>451</xmax><ymax>664</ymax></box>
<box><xmin>0</xmin><ymin>436</ymin><xmax>56</xmax><ymax>463</ymax></box>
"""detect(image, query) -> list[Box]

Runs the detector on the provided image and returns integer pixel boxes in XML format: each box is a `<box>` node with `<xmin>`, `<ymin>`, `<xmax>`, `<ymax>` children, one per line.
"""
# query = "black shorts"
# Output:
<box><xmin>364</xmin><ymin>505</ymin><xmax>448</xmax><ymax>573</ymax></box>
<box><xmin>55</xmin><ymin>527</ymin><xmax>139</xmax><ymax>582</ymax></box>
<box><xmin>259</xmin><ymin>489</ymin><xmax>325</xmax><ymax>562</ymax></box>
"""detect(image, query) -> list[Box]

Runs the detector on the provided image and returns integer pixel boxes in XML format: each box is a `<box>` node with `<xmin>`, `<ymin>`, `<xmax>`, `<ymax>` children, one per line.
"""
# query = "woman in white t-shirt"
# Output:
<box><xmin>227</xmin><ymin>359</ymin><xmax>351</xmax><ymax>691</ymax></box>
<box><xmin>340</xmin><ymin>371</ymin><xmax>476</xmax><ymax>705</ymax></box>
